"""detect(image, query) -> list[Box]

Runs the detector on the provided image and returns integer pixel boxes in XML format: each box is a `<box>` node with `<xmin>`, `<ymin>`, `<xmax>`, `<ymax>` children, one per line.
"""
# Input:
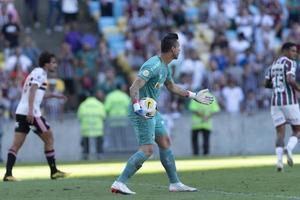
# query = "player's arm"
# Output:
<box><xmin>27</xmin><ymin>84</ymin><xmax>38</xmax><ymax>123</ymax></box>
<box><xmin>129</xmin><ymin>77</ymin><xmax>150</xmax><ymax>118</ymax></box>
<box><xmin>264</xmin><ymin>67</ymin><xmax>273</xmax><ymax>89</ymax></box>
<box><xmin>287</xmin><ymin>74</ymin><xmax>300</xmax><ymax>93</ymax></box>
<box><xmin>129</xmin><ymin>77</ymin><xmax>146</xmax><ymax>101</ymax></box>
<box><xmin>264</xmin><ymin>79</ymin><xmax>273</xmax><ymax>89</ymax></box>
<box><xmin>164</xmin><ymin>79</ymin><xmax>214</xmax><ymax>105</ymax></box>
<box><xmin>164</xmin><ymin>79</ymin><xmax>191</xmax><ymax>97</ymax></box>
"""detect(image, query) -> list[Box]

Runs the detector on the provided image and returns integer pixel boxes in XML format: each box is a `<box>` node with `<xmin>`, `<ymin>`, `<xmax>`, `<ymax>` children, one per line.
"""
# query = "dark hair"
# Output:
<box><xmin>161</xmin><ymin>33</ymin><xmax>179</xmax><ymax>53</ymax></box>
<box><xmin>281</xmin><ymin>42</ymin><xmax>297</xmax><ymax>52</ymax></box>
<box><xmin>39</xmin><ymin>51</ymin><xmax>55</xmax><ymax>67</ymax></box>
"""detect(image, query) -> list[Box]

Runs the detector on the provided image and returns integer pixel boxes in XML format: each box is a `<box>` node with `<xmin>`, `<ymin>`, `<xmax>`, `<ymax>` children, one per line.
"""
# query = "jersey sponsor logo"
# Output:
<box><xmin>142</xmin><ymin>70</ymin><xmax>150</xmax><ymax>77</ymax></box>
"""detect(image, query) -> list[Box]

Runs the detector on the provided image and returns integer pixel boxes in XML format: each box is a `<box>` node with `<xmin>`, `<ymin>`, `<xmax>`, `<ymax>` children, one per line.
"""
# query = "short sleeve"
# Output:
<box><xmin>286</xmin><ymin>60</ymin><xmax>296</xmax><ymax>77</ymax></box>
<box><xmin>138</xmin><ymin>65</ymin><xmax>155</xmax><ymax>82</ymax></box>
<box><xmin>31</xmin><ymin>69</ymin><xmax>45</xmax><ymax>87</ymax></box>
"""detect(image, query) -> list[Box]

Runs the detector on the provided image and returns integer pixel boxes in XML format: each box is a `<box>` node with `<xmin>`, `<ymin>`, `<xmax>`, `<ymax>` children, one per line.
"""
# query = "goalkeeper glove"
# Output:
<box><xmin>133</xmin><ymin>100</ymin><xmax>151</xmax><ymax>119</ymax></box>
<box><xmin>188</xmin><ymin>89</ymin><xmax>214</xmax><ymax>105</ymax></box>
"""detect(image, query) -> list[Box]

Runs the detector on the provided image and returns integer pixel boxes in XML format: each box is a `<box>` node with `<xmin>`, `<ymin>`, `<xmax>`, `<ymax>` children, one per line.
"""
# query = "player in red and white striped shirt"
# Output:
<box><xmin>265</xmin><ymin>42</ymin><xmax>300</xmax><ymax>171</ymax></box>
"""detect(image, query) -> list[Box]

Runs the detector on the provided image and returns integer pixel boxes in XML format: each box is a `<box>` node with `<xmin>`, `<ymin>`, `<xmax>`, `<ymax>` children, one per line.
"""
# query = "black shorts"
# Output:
<box><xmin>15</xmin><ymin>114</ymin><xmax>50</xmax><ymax>134</ymax></box>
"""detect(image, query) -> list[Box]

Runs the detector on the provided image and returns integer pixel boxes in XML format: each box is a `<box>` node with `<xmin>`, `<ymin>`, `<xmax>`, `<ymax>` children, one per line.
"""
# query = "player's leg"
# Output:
<box><xmin>116</xmin><ymin>144</ymin><xmax>153</xmax><ymax>182</ymax></box>
<box><xmin>3</xmin><ymin>132</ymin><xmax>27</xmax><ymax>181</ymax></box>
<box><xmin>191</xmin><ymin>129</ymin><xmax>199</xmax><ymax>155</ymax></box>
<box><xmin>4</xmin><ymin>114</ymin><xmax>30</xmax><ymax>181</ymax></box>
<box><xmin>271</xmin><ymin>106</ymin><xmax>286</xmax><ymax>171</ymax></box>
<box><xmin>284</xmin><ymin>104</ymin><xmax>300</xmax><ymax>167</ymax></box>
<box><xmin>111</xmin><ymin>113</ymin><xmax>154</xmax><ymax>194</ymax></box>
<box><xmin>155</xmin><ymin>135</ymin><xmax>179</xmax><ymax>181</ymax></box>
<box><xmin>155</xmin><ymin>112</ymin><xmax>197</xmax><ymax>192</ymax></box>
<box><xmin>202</xmin><ymin>129</ymin><xmax>210</xmax><ymax>156</ymax></box>
<box><xmin>33</xmin><ymin>116</ymin><xmax>68</xmax><ymax>179</ymax></box>
<box><xmin>275</xmin><ymin>124</ymin><xmax>285</xmax><ymax>171</ymax></box>
<box><xmin>284</xmin><ymin>125</ymin><xmax>300</xmax><ymax>167</ymax></box>
<box><xmin>37</xmin><ymin>129</ymin><xmax>68</xmax><ymax>179</ymax></box>
<box><xmin>284</xmin><ymin>124</ymin><xmax>300</xmax><ymax>167</ymax></box>
<box><xmin>111</xmin><ymin>144</ymin><xmax>152</xmax><ymax>195</ymax></box>
<box><xmin>155</xmin><ymin>135</ymin><xmax>197</xmax><ymax>192</ymax></box>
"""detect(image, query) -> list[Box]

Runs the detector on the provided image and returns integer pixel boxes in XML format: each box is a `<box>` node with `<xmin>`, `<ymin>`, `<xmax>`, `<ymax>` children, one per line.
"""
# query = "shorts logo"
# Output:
<box><xmin>274</xmin><ymin>117</ymin><xmax>284</xmax><ymax>123</ymax></box>
<box><xmin>30</xmin><ymin>125</ymin><xmax>37</xmax><ymax>132</ymax></box>
<box><xmin>15</xmin><ymin>122</ymin><xmax>19</xmax><ymax>128</ymax></box>
<box><xmin>142</xmin><ymin>70</ymin><xmax>150</xmax><ymax>77</ymax></box>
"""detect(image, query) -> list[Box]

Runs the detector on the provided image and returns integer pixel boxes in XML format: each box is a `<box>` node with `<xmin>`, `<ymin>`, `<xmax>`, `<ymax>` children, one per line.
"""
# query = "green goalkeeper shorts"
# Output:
<box><xmin>128</xmin><ymin>108</ymin><xmax>167</xmax><ymax>145</ymax></box>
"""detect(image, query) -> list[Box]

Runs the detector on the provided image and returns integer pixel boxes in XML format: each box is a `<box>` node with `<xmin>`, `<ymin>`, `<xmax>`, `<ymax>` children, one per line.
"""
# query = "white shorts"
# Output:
<box><xmin>271</xmin><ymin>104</ymin><xmax>300</xmax><ymax>127</ymax></box>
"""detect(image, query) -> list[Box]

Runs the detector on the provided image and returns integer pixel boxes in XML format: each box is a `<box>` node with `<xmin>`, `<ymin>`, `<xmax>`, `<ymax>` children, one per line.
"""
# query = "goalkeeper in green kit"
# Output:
<box><xmin>111</xmin><ymin>33</ymin><xmax>214</xmax><ymax>194</ymax></box>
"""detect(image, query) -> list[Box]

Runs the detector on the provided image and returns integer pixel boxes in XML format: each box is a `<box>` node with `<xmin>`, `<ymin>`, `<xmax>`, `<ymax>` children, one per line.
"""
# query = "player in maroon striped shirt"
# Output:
<box><xmin>265</xmin><ymin>42</ymin><xmax>300</xmax><ymax>172</ymax></box>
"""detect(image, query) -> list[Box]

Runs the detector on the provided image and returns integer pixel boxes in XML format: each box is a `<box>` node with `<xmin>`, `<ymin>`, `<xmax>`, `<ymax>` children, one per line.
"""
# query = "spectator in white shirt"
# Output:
<box><xmin>235</xmin><ymin>7</ymin><xmax>254</xmax><ymax>41</ymax></box>
<box><xmin>229</xmin><ymin>32</ymin><xmax>250</xmax><ymax>54</ymax></box>
<box><xmin>62</xmin><ymin>0</ymin><xmax>79</xmax><ymax>29</ymax></box>
<box><xmin>222</xmin><ymin>78</ymin><xmax>244</xmax><ymax>114</ymax></box>
<box><xmin>180</xmin><ymin>48</ymin><xmax>207</xmax><ymax>91</ymax></box>
<box><xmin>5</xmin><ymin>47</ymin><xmax>32</xmax><ymax>73</ymax></box>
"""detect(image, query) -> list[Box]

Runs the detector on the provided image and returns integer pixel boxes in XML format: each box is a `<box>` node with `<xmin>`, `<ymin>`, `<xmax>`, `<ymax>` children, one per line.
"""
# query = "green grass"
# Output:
<box><xmin>1</xmin><ymin>155</ymin><xmax>300</xmax><ymax>200</ymax></box>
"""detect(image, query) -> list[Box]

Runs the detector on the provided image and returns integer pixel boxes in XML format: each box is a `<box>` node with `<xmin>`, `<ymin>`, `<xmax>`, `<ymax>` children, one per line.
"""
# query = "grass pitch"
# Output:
<box><xmin>1</xmin><ymin>155</ymin><xmax>300</xmax><ymax>200</ymax></box>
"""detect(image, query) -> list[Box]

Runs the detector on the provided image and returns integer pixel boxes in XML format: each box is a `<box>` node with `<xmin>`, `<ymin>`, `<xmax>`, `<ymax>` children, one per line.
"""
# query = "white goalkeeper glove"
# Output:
<box><xmin>133</xmin><ymin>100</ymin><xmax>151</xmax><ymax>119</ymax></box>
<box><xmin>188</xmin><ymin>89</ymin><xmax>214</xmax><ymax>105</ymax></box>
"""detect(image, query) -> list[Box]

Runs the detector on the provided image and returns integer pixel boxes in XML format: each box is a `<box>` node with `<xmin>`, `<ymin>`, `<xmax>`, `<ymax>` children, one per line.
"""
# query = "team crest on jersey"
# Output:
<box><xmin>142</xmin><ymin>70</ymin><xmax>150</xmax><ymax>77</ymax></box>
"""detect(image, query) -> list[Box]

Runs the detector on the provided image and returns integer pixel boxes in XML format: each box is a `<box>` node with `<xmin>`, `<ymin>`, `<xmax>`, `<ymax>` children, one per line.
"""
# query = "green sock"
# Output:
<box><xmin>117</xmin><ymin>151</ymin><xmax>149</xmax><ymax>183</ymax></box>
<box><xmin>159</xmin><ymin>148</ymin><xmax>179</xmax><ymax>183</ymax></box>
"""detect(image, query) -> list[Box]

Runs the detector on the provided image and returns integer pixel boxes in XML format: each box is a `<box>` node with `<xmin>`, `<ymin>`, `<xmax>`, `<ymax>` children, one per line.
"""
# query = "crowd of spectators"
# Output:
<box><xmin>0</xmin><ymin>0</ymin><xmax>128</xmax><ymax>120</ymax></box>
<box><xmin>119</xmin><ymin>0</ymin><xmax>300</xmax><ymax>116</ymax></box>
<box><xmin>0</xmin><ymin>0</ymin><xmax>300</xmax><ymax>122</ymax></box>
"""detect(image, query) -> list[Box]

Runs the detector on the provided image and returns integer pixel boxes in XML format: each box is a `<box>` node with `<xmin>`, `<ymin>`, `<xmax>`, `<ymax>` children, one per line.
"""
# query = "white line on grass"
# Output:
<box><xmin>93</xmin><ymin>180</ymin><xmax>300</xmax><ymax>200</ymax></box>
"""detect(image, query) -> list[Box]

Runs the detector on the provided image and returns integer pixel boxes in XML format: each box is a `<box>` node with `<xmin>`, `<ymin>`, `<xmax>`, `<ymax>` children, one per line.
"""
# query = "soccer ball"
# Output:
<box><xmin>140</xmin><ymin>97</ymin><xmax>157</xmax><ymax>117</ymax></box>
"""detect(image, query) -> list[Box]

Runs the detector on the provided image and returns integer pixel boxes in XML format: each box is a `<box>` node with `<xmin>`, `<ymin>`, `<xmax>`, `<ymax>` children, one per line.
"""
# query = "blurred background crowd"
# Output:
<box><xmin>0</xmin><ymin>0</ymin><xmax>299</xmax><ymax>121</ymax></box>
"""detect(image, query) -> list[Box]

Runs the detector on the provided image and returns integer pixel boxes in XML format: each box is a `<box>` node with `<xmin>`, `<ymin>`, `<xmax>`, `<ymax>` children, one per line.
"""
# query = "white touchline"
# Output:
<box><xmin>93</xmin><ymin>180</ymin><xmax>300</xmax><ymax>199</ymax></box>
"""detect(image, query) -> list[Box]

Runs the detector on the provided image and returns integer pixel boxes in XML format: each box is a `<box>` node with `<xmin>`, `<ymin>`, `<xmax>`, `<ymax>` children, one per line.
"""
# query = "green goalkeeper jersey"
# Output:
<box><xmin>137</xmin><ymin>55</ymin><xmax>173</xmax><ymax>101</ymax></box>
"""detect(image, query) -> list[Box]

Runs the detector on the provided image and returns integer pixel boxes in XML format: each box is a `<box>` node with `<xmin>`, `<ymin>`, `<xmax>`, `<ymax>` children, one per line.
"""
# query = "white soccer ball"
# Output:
<box><xmin>140</xmin><ymin>97</ymin><xmax>157</xmax><ymax>117</ymax></box>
